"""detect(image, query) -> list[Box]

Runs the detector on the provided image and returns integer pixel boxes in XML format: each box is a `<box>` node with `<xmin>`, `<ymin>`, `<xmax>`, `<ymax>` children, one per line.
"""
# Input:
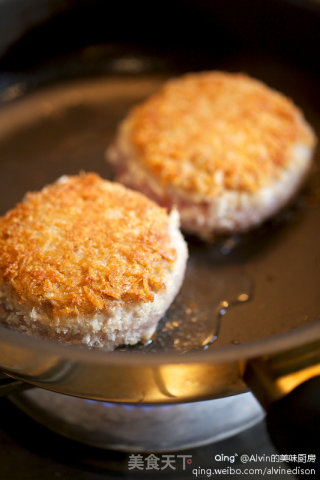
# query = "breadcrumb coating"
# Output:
<box><xmin>126</xmin><ymin>72</ymin><xmax>316</xmax><ymax>197</ymax></box>
<box><xmin>0</xmin><ymin>173</ymin><xmax>176</xmax><ymax>318</ymax></box>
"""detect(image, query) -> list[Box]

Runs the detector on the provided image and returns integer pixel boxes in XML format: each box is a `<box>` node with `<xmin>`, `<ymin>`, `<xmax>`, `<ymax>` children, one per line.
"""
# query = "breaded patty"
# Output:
<box><xmin>108</xmin><ymin>71</ymin><xmax>316</xmax><ymax>240</ymax></box>
<box><xmin>0</xmin><ymin>173</ymin><xmax>188</xmax><ymax>348</ymax></box>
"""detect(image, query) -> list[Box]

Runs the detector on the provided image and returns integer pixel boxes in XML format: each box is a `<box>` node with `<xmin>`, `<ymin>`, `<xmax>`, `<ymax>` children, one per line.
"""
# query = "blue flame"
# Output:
<box><xmin>85</xmin><ymin>399</ymin><xmax>172</xmax><ymax>410</ymax></box>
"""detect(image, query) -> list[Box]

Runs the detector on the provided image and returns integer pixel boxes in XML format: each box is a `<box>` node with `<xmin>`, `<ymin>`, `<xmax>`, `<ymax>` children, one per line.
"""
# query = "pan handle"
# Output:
<box><xmin>266</xmin><ymin>376</ymin><xmax>320</xmax><ymax>455</ymax></box>
<box><xmin>244</xmin><ymin>340</ymin><xmax>320</xmax><ymax>455</ymax></box>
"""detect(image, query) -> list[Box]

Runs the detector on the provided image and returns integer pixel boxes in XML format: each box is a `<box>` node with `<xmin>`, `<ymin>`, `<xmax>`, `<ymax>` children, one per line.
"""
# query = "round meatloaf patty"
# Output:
<box><xmin>0</xmin><ymin>173</ymin><xmax>188</xmax><ymax>349</ymax></box>
<box><xmin>107</xmin><ymin>71</ymin><xmax>317</xmax><ymax>240</ymax></box>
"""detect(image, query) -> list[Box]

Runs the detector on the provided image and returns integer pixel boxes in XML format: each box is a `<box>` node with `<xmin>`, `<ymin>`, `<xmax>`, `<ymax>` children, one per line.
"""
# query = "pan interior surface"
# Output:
<box><xmin>0</xmin><ymin>54</ymin><xmax>319</xmax><ymax>359</ymax></box>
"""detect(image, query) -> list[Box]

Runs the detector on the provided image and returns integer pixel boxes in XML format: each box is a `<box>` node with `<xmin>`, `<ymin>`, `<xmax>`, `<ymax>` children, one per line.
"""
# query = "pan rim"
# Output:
<box><xmin>0</xmin><ymin>320</ymin><xmax>319</xmax><ymax>366</ymax></box>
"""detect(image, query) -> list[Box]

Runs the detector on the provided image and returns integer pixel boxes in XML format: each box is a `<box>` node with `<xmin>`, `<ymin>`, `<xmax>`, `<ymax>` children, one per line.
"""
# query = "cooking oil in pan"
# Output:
<box><xmin>157</xmin><ymin>267</ymin><xmax>252</xmax><ymax>353</ymax></box>
<box><xmin>201</xmin><ymin>292</ymin><xmax>250</xmax><ymax>349</ymax></box>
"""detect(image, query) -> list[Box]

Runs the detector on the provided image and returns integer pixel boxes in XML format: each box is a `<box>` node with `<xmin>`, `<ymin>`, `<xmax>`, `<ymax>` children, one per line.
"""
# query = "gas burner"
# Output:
<box><xmin>9</xmin><ymin>389</ymin><xmax>263</xmax><ymax>452</ymax></box>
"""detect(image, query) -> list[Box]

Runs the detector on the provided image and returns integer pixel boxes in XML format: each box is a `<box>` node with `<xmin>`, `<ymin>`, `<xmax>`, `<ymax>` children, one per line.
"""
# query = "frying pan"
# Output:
<box><xmin>0</xmin><ymin>0</ymin><xmax>319</xmax><ymax>456</ymax></box>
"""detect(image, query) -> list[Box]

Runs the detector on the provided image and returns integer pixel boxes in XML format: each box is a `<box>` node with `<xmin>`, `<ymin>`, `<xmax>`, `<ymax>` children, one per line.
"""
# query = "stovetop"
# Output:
<box><xmin>0</xmin><ymin>397</ymin><xmax>299</xmax><ymax>480</ymax></box>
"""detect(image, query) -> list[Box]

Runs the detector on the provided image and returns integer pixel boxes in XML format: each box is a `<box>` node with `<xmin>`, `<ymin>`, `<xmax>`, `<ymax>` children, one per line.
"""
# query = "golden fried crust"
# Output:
<box><xmin>0</xmin><ymin>173</ymin><xmax>176</xmax><ymax>317</ymax></box>
<box><xmin>127</xmin><ymin>72</ymin><xmax>316</xmax><ymax>196</ymax></box>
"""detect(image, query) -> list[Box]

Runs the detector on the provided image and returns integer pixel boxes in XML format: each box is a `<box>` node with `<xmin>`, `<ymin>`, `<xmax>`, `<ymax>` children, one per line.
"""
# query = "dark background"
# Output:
<box><xmin>0</xmin><ymin>0</ymin><xmax>319</xmax><ymax>74</ymax></box>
